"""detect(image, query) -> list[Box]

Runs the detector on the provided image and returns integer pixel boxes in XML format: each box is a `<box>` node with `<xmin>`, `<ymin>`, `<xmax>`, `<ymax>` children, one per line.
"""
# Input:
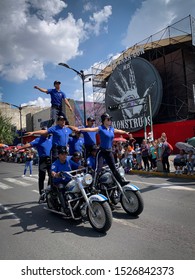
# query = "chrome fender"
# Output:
<box><xmin>89</xmin><ymin>194</ymin><xmax>108</xmax><ymax>203</ymax></box>
<box><xmin>123</xmin><ymin>183</ymin><xmax>140</xmax><ymax>192</ymax></box>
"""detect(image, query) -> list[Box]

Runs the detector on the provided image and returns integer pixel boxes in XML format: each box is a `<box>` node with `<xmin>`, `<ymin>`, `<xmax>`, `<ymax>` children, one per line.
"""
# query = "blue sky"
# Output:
<box><xmin>0</xmin><ymin>0</ymin><xmax>195</xmax><ymax>108</ymax></box>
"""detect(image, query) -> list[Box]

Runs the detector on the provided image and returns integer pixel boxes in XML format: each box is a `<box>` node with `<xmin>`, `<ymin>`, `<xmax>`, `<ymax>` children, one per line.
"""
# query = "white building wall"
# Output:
<box><xmin>33</xmin><ymin>108</ymin><xmax>50</xmax><ymax>130</ymax></box>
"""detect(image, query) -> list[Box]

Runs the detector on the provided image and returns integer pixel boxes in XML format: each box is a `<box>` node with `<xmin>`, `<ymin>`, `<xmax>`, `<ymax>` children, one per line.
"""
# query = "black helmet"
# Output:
<box><xmin>101</xmin><ymin>113</ymin><xmax>112</xmax><ymax>122</ymax></box>
<box><xmin>57</xmin><ymin>111</ymin><xmax>67</xmax><ymax>121</ymax></box>
<box><xmin>73</xmin><ymin>152</ymin><xmax>81</xmax><ymax>159</ymax></box>
<box><xmin>58</xmin><ymin>146</ymin><xmax>68</xmax><ymax>154</ymax></box>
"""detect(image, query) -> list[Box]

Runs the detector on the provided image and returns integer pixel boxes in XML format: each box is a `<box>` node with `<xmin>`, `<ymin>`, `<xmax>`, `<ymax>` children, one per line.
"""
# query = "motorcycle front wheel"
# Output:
<box><xmin>121</xmin><ymin>190</ymin><xmax>144</xmax><ymax>216</ymax></box>
<box><xmin>87</xmin><ymin>201</ymin><xmax>112</xmax><ymax>233</ymax></box>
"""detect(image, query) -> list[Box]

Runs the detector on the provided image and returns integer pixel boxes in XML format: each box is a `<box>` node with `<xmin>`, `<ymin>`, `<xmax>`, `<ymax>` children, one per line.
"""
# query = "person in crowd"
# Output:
<box><xmin>161</xmin><ymin>132</ymin><xmax>167</xmax><ymax>141</ymax></box>
<box><xmin>67</xmin><ymin>151</ymin><xmax>83</xmax><ymax>170</ymax></box>
<box><xmin>127</xmin><ymin>133</ymin><xmax>136</xmax><ymax>148</ymax></box>
<box><xmin>161</xmin><ymin>137</ymin><xmax>172</xmax><ymax>173</ymax></box>
<box><xmin>124</xmin><ymin>144</ymin><xmax>135</xmax><ymax>172</ymax></box>
<box><xmin>173</xmin><ymin>149</ymin><xmax>187</xmax><ymax>174</ymax></box>
<box><xmin>16</xmin><ymin>128</ymin><xmax>53</xmax><ymax>202</ymax></box>
<box><xmin>82</xmin><ymin>116</ymin><xmax>97</xmax><ymax>159</ymax></box>
<box><xmin>34</xmin><ymin>81</ymin><xmax>73</xmax><ymax>125</ymax></box>
<box><xmin>186</xmin><ymin>150</ymin><xmax>195</xmax><ymax>175</ymax></box>
<box><xmin>149</xmin><ymin>140</ymin><xmax>157</xmax><ymax>171</ymax></box>
<box><xmin>86</xmin><ymin>145</ymin><xmax>98</xmax><ymax>171</ymax></box>
<box><xmin>134</xmin><ymin>143</ymin><xmax>142</xmax><ymax>170</ymax></box>
<box><xmin>22</xmin><ymin>149</ymin><xmax>34</xmax><ymax>177</ymax></box>
<box><xmin>26</xmin><ymin>112</ymin><xmax>73</xmax><ymax>162</ymax></box>
<box><xmin>115</xmin><ymin>142</ymin><xmax>125</xmax><ymax>164</ymax></box>
<box><xmin>74</xmin><ymin>113</ymin><xmax>130</xmax><ymax>189</ymax></box>
<box><xmin>141</xmin><ymin>139</ymin><xmax>150</xmax><ymax>171</ymax></box>
<box><xmin>68</xmin><ymin>131</ymin><xmax>84</xmax><ymax>156</ymax></box>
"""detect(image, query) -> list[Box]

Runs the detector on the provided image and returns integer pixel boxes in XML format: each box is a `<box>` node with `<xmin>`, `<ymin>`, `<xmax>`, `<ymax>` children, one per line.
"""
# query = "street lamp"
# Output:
<box><xmin>5</xmin><ymin>103</ymin><xmax>33</xmax><ymax>144</ymax></box>
<box><xmin>58</xmin><ymin>63</ymin><xmax>93</xmax><ymax>125</ymax></box>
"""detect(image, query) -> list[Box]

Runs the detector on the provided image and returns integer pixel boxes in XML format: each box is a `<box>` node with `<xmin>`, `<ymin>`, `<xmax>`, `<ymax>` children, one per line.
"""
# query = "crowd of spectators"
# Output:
<box><xmin>1</xmin><ymin>130</ymin><xmax>194</xmax><ymax>176</ymax></box>
<box><xmin>112</xmin><ymin>132</ymin><xmax>194</xmax><ymax>176</ymax></box>
<box><xmin>0</xmin><ymin>146</ymin><xmax>38</xmax><ymax>165</ymax></box>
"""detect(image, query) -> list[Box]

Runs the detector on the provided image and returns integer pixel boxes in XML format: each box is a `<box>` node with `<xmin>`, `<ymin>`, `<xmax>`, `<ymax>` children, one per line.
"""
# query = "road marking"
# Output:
<box><xmin>0</xmin><ymin>182</ymin><xmax>13</xmax><ymax>190</ymax></box>
<box><xmin>32</xmin><ymin>190</ymin><xmax>39</xmax><ymax>193</ymax></box>
<box><xmin>22</xmin><ymin>176</ymin><xmax>38</xmax><ymax>182</ymax></box>
<box><xmin>131</xmin><ymin>180</ymin><xmax>195</xmax><ymax>191</ymax></box>
<box><xmin>0</xmin><ymin>203</ymin><xmax>20</xmax><ymax>221</ymax></box>
<box><xmin>113</xmin><ymin>217</ymin><xmax>141</xmax><ymax>228</ymax></box>
<box><xmin>3</xmin><ymin>178</ymin><xmax>32</xmax><ymax>186</ymax></box>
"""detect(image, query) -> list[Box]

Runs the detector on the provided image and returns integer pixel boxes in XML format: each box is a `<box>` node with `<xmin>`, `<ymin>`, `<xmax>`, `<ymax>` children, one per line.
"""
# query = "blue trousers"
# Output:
<box><xmin>24</xmin><ymin>160</ymin><xmax>33</xmax><ymax>175</ymax></box>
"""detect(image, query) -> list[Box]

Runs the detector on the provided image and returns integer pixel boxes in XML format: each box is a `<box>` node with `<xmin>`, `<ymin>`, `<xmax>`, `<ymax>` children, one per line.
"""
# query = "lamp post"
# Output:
<box><xmin>5</xmin><ymin>103</ymin><xmax>33</xmax><ymax>144</ymax></box>
<box><xmin>58</xmin><ymin>63</ymin><xmax>93</xmax><ymax>125</ymax></box>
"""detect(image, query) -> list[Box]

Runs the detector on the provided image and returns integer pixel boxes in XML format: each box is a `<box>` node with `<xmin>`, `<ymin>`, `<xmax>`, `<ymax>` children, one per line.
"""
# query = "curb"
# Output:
<box><xmin>129</xmin><ymin>170</ymin><xmax>195</xmax><ymax>180</ymax></box>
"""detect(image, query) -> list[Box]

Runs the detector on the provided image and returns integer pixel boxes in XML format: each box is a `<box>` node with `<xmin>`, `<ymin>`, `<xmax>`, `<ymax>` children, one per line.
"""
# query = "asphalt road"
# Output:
<box><xmin>0</xmin><ymin>161</ymin><xmax>195</xmax><ymax>260</ymax></box>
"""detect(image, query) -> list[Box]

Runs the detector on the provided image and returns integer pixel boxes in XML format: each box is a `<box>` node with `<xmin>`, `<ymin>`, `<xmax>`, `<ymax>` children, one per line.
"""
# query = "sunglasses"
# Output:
<box><xmin>106</xmin><ymin>118</ymin><xmax>112</xmax><ymax>121</ymax></box>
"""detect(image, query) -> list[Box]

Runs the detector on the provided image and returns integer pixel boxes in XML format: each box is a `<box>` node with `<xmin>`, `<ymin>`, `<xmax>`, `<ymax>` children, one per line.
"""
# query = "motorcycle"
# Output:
<box><xmin>44</xmin><ymin>168</ymin><xmax>113</xmax><ymax>233</ymax></box>
<box><xmin>96</xmin><ymin>163</ymin><xmax>144</xmax><ymax>216</ymax></box>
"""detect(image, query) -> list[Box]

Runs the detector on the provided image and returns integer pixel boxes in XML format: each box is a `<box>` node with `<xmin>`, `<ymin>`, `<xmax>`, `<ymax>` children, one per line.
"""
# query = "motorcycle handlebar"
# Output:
<box><xmin>60</xmin><ymin>167</ymin><xmax>89</xmax><ymax>178</ymax></box>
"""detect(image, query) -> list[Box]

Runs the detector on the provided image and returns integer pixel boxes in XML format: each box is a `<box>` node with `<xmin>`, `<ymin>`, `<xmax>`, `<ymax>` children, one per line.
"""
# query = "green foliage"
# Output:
<box><xmin>0</xmin><ymin>110</ymin><xmax>16</xmax><ymax>144</ymax></box>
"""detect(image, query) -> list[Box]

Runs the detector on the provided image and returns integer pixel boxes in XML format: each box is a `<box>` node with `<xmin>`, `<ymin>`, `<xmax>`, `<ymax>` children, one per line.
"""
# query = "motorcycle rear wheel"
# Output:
<box><xmin>87</xmin><ymin>201</ymin><xmax>112</xmax><ymax>233</ymax></box>
<box><xmin>121</xmin><ymin>190</ymin><xmax>144</xmax><ymax>216</ymax></box>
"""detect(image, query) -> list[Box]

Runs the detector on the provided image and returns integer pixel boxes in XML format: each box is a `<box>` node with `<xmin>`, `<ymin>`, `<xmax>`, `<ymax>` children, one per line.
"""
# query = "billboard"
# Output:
<box><xmin>105</xmin><ymin>57</ymin><xmax>163</xmax><ymax>132</ymax></box>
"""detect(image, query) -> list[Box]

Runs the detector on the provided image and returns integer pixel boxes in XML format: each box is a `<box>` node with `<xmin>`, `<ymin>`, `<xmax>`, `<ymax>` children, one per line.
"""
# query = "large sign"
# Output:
<box><xmin>105</xmin><ymin>57</ymin><xmax>163</xmax><ymax>132</ymax></box>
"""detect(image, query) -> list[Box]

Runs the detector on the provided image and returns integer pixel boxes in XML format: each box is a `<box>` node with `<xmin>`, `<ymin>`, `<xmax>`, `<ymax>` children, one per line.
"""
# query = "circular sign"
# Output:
<box><xmin>105</xmin><ymin>57</ymin><xmax>163</xmax><ymax>132</ymax></box>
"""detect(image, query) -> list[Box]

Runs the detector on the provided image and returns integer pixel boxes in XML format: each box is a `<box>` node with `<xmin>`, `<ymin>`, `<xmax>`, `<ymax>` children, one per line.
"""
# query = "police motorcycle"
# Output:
<box><xmin>96</xmin><ymin>163</ymin><xmax>144</xmax><ymax>216</ymax></box>
<box><xmin>44</xmin><ymin>168</ymin><xmax>113</xmax><ymax>233</ymax></box>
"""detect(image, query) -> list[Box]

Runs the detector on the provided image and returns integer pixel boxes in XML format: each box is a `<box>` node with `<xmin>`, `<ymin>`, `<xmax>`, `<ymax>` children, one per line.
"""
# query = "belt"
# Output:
<box><xmin>51</xmin><ymin>105</ymin><xmax>62</xmax><ymax>109</ymax></box>
<box><xmin>100</xmin><ymin>147</ymin><xmax>112</xmax><ymax>152</ymax></box>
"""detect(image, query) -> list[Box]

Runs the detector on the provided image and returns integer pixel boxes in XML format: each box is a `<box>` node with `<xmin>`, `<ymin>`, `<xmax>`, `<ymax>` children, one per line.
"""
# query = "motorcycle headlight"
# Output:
<box><xmin>83</xmin><ymin>174</ymin><xmax>93</xmax><ymax>185</ymax></box>
<box><xmin>119</xmin><ymin>166</ymin><xmax>125</xmax><ymax>177</ymax></box>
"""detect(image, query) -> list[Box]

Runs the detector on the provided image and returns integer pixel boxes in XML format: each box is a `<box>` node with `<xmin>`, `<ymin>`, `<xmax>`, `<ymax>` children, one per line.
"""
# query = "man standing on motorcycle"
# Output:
<box><xmin>75</xmin><ymin>113</ymin><xmax>130</xmax><ymax>189</ymax></box>
<box><xmin>34</xmin><ymin>80</ymin><xmax>73</xmax><ymax>126</ymax></box>
<box><xmin>16</xmin><ymin>128</ymin><xmax>53</xmax><ymax>202</ymax></box>
<box><xmin>26</xmin><ymin>112</ymin><xmax>73</xmax><ymax>162</ymax></box>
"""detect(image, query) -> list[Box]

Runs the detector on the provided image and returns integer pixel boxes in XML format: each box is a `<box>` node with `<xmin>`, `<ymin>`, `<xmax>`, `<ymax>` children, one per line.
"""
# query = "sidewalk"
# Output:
<box><xmin>129</xmin><ymin>155</ymin><xmax>195</xmax><ymax>180</ymax></box>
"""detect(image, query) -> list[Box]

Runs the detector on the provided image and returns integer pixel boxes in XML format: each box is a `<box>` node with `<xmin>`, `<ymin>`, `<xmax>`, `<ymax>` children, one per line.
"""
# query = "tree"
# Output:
<box><xmin>0</xmin><ymin>110</ymin><xmax>16</xmax><ymax>144</ymax></box>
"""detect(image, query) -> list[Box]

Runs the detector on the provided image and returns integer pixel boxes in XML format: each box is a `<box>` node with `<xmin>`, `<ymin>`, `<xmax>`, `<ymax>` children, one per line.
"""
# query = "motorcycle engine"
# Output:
<box><xmin>99</xmin><ymin>171</ymin><xmax>114</xmax><ymax>184</ymax></box>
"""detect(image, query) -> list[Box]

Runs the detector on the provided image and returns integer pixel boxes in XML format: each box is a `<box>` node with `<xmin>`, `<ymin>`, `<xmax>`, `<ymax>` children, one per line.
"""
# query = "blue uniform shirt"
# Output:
<box><xmin>30</xmin><ymin>135</ymin><xmax>53</xmax><ymax>157</ymax></box>
<box><xmin>51</xmin><ymin>158</ymin><xmax>72</xmax><ymax>184</ymax></box>
<box><xmin>67</xmin><ymin>156</ymin><xmax>81</xmax><ymax>170</ymax></box>
<box><xmin>68</xmin><ymin>136</ymin><xmax>84</xmax><ymax>155</ymax></box>
<box><xmin>47</xmin><ymin>88</ymin><xmax>66</xmax><ymax>107</ymax></box>
<box><xmin>48</xmin><ymin>125</ymin><xmax>72</xmax><ymax>146</ymax></box>
<box><xmin>82</xmin><ymin>126</ymin><xmax>97</xmax><ymax>146</ymax></box>
<box><xmin>87</xmin><ymin>156</ymin><xmax>96</xmax><ymax>170</ymax></box>
<box><xmin>98</xmin><ymin>125</ymin><xmax>115</xmax><ymax>150</ymax></box>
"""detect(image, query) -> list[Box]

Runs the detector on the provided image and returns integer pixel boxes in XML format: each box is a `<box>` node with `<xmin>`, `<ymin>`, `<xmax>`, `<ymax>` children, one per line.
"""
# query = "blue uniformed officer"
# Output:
<box><xmin>86</xmin><ymin>145</ymin><xmax>98</xmax><ymax>171</ymax></box>
<box><xmin>77</xmin><ymin>113</ymin><xmax>130</xmax><ymax>188</ymax></box>
<box><xmin>16</xmin><ymin>128</ymin><xmax>53</xmax><ymax>201</ymax></box>
<box><xmin>68</xmin><ymin>131</ymin><xmax>84</xmax><ymax>156</ymax></box>
<box><xmin>26</xmin><ymin>112</ymin><xmax>73</xmax><ymax>162</ymax></box>
<box><xmin>34</xmin><ymin>80</ymin><xmax>73</xmax><ymax>125</ymax></box>
<box><xmin>82</xmin><ymin>116</ymin><xmax>97</xmax><ymax>159</ymax></box>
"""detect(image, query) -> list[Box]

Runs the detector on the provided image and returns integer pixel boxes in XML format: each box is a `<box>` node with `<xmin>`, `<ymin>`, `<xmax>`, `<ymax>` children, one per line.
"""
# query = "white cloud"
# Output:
<box><xmin>85</xmin><ymin>5</ymin><xmax>112</xmax><ymax>36</ymax></box>
<box><xmin>0</xmin><ymin>0</ymin><xmax>112</xmax><ymax>83</ymax></box>
<box><xmin>21</xmin><ymin>96</ymin><xmax>51</xmax><ymax>108</ymax></box>
<box><xmin>122</xmin><ymin>0</ymin><xmax>195</xmax><ymax>47</ymax></box>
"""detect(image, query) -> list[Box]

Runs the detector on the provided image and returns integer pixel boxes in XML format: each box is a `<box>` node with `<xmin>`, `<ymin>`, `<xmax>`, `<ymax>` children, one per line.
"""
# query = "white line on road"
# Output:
<box><xmin>131</xmin><ymin>180</ymin><xmax>195</xmax><ymax>191</ymax></box>
<box><xmin>21</xmin><ymin>176</ymin><xmax>38</xmax><ymax>182</ymax></box>
<box><xmin>32</xmin><ymin>190</ymin><xmax>39</xmax><ymax>193</ymax></box>
<box><xmin>113</xmin><ymin>217</ymin><xmax>141</xmax><ymax>228</ymax></box>
<box><xmin>0</xmin><ymin>203</ymin><xmax>20</xmax><ymax>221</ymax></box>
<box><xmin>0</xmin><ymin>182</ymin><xmax>13</xmax><ymax>190</ymax></box>
<box><xmin>3</xmin><ymin>178</ymin><xmax>32</xmax><ymax>186</ymax></box>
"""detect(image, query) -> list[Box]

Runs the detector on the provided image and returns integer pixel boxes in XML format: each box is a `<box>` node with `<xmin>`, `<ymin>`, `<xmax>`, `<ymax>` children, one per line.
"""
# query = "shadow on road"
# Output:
<box><xmin>0</xmin><ymin>201</ymin><xmax>107</xmax><ymax>238</ymax></box>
